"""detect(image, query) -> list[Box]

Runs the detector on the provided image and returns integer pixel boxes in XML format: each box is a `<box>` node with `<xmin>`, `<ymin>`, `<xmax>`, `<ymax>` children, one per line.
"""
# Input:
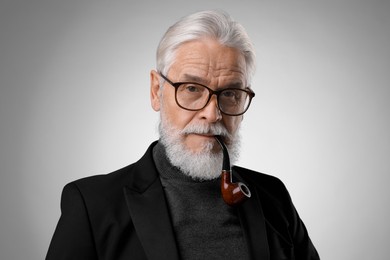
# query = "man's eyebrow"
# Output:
<box><xmin>181</xmin><ymin>74</ymin><xmax>245</xmax><ymax>88</ymax></box>
<box><xmin>181</xmin><ymin>74</ymin><xmax>206</xmax><ymax>84</ymax></box>
<box><xmin>225</xmin><ymin>82</ymin><xmax>244</xmax><ymax>89</ymax></box>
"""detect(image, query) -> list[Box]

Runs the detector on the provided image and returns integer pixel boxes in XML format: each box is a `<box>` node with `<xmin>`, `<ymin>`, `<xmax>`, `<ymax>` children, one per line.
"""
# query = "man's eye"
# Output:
<box><xmin>222</xmin><ymin>90</ymin><xmax>237</xmax><ymax>98</ymax></box>
<box><xmin>184</xmin><ymin>84</ymin><xmax>202</xmax><ymax>93</ymax></box>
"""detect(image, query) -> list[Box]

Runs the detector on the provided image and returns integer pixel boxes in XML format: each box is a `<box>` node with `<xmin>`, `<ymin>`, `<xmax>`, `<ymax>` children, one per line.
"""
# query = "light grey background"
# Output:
<box><xmin>1</xmin><ymin>0</ymin><xmax>389</xmax><ymax>259</ymax></box>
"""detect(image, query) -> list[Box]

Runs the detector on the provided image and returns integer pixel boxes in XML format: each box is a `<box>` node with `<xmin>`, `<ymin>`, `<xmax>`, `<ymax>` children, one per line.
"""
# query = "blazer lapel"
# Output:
<box><xmin>236</xmin><ymin>170</ymin><xmax>270</xmax><ymax>260</ymax></box>
<box><xmin>123</xmin><ymin>143</ymin><xmax>180</xmax><ymax>260</ymax></box>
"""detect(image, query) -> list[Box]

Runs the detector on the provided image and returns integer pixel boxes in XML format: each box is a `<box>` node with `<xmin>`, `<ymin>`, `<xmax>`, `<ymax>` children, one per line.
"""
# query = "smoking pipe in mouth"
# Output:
<box><xmin>215</xmin><ymin>135</ymin><xmax>251</xmax><ymax>206</ymax></box>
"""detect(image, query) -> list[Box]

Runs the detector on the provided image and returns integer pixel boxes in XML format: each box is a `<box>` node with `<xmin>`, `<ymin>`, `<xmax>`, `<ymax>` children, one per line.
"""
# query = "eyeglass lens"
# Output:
<box><xmin>176</xmin><ymin>83</ymin><xmax>250</xmax><ymax>115</ymax></box>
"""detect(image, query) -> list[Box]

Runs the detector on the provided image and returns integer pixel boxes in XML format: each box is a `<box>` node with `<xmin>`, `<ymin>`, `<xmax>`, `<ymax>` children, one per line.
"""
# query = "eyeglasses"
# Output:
<box><xmin>159</xmin><ymin>73</ymin><xmax>255</xmax><ymax>116</ymax></box>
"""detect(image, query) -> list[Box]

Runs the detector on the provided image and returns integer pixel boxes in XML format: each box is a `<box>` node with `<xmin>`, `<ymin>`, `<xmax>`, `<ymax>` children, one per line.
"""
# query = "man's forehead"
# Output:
<box><xmin>168</xmin><ymin>39</ymin><xmax>247</xmax><ymax>84</ymax></box>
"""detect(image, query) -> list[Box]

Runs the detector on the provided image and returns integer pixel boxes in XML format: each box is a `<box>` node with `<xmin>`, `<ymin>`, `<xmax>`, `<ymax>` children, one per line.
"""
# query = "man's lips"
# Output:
<box><xmin>188</xmin><ymin>132</ymin><xmax>215</xmax><ymax>136</ymax></box>
<box><xmin>189</xmin><ymin>133</ymin><xmax>215</xmax><ymax>138</ymax></box>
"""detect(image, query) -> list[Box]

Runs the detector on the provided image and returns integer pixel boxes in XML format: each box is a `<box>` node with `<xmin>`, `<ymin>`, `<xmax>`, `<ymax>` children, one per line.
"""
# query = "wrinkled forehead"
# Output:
<box><xmin>168</xmin><ymin>39</ymin><xmax>247</xmax><ymax>86</ymax></box>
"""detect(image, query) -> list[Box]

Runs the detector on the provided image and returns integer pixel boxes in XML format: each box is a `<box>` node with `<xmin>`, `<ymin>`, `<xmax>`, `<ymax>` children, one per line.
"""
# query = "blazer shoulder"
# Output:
<box><xmin>71</xmin><ymin>163</ymin><xmax>136</xmax><ymax>189</ymax></box>
<box><xmin>64</xmin><ymin>141</ymin><xmax>158</xmax><ymax>201</ymax></box>
<box><xmin>61</xmin><ymin>165</ymin><xmax>125</xmax><ymax>197</ymax></box>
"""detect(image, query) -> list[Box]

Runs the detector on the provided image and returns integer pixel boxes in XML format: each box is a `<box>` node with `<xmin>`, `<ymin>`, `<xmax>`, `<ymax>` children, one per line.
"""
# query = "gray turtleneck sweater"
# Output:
<box><xmin>153</xmin><ymin>142</ymin><xmax>249</xmax><ymax>260</ymax></box>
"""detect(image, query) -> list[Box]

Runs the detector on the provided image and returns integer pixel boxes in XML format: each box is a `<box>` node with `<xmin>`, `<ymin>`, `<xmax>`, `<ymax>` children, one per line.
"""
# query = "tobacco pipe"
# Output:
<box><xmin>215</xmin><ymin>135</ymin><xmax>251</xmax><ymax>206</ymax></box>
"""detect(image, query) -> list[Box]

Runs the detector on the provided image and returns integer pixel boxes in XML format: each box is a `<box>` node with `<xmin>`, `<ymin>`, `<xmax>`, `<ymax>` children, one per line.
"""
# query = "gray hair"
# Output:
<box><xmin>156</xmin><ymin>10</ymin><xmax>256</xmax><ymax>85</ymax></box>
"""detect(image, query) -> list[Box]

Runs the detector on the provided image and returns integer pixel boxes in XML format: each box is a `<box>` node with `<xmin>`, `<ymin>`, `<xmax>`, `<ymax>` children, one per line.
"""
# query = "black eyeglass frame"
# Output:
<box><xmin>159</xmin><ymin>73</ymin><xmax>255</xmax><ymax>116</ymax></box>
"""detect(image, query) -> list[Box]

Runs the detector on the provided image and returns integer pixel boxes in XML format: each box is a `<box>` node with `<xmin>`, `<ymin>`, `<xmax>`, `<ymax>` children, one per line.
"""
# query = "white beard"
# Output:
<box><xmin>158</xmin><ymin>115</ymin><xmax>241</xmax><ymax>181</ymax></box>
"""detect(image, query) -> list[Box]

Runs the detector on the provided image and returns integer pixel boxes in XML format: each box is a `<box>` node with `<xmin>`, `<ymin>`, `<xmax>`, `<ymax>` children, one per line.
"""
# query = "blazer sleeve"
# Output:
<box><xmin>286</xmin><ymin>189</ymin><xmax>320</xmax><ymax>259</ymax></box>
<box><xmin>46</xmin><ymin>182</ymin><xmax>98</xmax><ymax>260</ymax></box>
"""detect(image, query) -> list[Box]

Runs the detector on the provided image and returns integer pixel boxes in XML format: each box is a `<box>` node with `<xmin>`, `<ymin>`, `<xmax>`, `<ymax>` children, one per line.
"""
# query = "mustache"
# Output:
<box><xmin>180</xmin><ymin>123</ymin><xmax>231</xmax><ymax>138</ymax></box>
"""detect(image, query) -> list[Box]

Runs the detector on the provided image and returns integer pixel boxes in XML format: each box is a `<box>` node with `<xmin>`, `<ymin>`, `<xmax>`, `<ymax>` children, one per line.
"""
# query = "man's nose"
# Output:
<box><xmin>198</xmin><ymin>95</ymin><xmax>222</xmax><ymax>122</ymax></box>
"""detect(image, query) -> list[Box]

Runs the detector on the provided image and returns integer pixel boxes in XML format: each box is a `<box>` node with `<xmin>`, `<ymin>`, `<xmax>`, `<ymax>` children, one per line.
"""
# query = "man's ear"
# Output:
<box><xmin>150</xmin><ymin>70</ymin><xmax>161</xmax><ymax>111</ymax></box>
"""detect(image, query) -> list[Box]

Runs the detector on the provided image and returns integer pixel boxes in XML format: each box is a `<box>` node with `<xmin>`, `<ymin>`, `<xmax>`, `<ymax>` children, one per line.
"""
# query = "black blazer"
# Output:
<box><xmin>46</xmin><ymin>142</ymin><xmax>319</xmax><ymax>260</ymax></box>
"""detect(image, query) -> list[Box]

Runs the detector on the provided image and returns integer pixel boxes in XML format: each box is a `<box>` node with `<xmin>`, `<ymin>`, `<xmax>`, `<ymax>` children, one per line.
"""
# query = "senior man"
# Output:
<box><xmin>46</xmin><ymin>10</ymin><xmax>319</xmax><ymax>260</ymax></box>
